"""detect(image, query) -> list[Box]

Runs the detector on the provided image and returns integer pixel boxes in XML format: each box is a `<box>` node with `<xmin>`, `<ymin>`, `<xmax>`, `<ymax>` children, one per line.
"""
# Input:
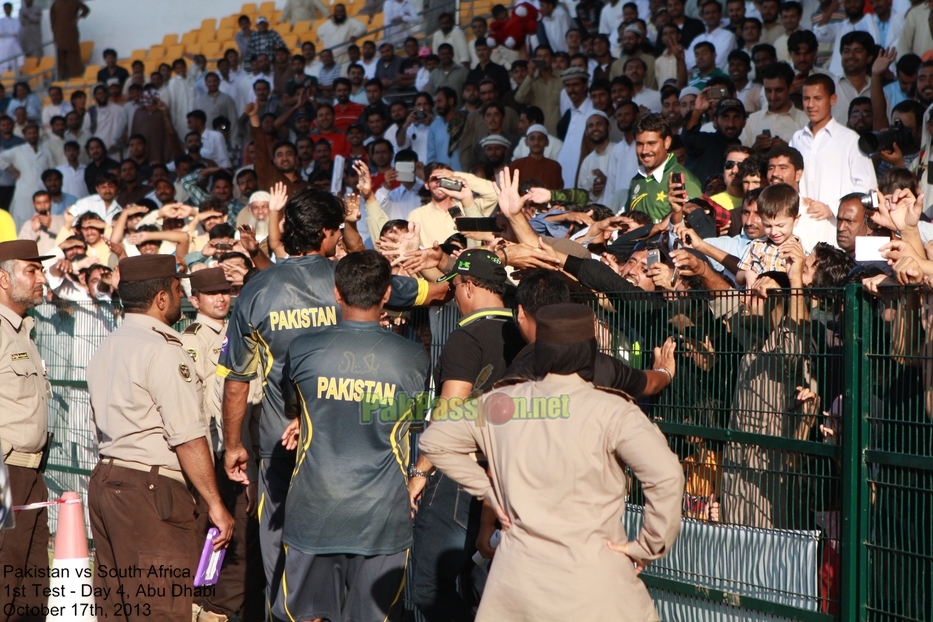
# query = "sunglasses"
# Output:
<box><xmin>724</xmin><ymin>160</ymin><xmax>741</xmax><ymax>169</ymax></box>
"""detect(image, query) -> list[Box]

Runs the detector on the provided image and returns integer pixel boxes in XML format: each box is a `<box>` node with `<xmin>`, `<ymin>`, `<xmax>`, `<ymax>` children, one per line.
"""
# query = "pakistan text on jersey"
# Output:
<box><xmin>269</xmin><ymin>306</ymin><xmax>338</xmax><ymax>331</ymax></box>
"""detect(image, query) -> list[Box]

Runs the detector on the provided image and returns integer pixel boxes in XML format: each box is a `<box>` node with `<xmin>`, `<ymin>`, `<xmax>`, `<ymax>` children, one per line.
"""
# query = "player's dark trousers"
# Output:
<box><xmin>410</xmin><ymin>472</ymin><xmax>486</xmax><ymax>622</ymax></box>
<box><xmin>199</xmin><ymin>454</ymin><xmax>265</xmax><ymax>621</ymax></box>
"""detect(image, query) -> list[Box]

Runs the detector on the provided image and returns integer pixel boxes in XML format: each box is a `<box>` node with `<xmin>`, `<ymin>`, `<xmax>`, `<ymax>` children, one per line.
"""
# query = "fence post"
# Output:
<box><xmin>840</xmin><ymin>283</ymin><xmax>869</xmax><ymax>621</ymax></box>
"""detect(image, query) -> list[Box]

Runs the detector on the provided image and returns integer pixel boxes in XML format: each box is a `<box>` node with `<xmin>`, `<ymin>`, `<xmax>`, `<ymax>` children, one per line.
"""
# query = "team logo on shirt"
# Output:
<box><xmin>179</xmin><ymin>364</ymin><xmax>192</xmax><ymax>382</ymax></box>
<box><xmin>220</xmin><ymin>335</ymin><xmax>228</xmax><ymax>356</ymax></box>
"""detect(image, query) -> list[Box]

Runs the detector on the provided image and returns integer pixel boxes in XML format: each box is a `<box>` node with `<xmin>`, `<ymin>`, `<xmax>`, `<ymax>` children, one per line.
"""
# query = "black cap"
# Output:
<box><xmin>715</xmin><ymin>98</ymin><xmax>745</xmax><ymax>116</ymax></box>
<box><xmin>118</xmin><ymin>255</ymin><xmax>190</xmax><ymax>282</ymax></box>
<box><xmin>435</xmin><ymin>249</ymin><xmax>508</xmax><ymax>284</ymax></box>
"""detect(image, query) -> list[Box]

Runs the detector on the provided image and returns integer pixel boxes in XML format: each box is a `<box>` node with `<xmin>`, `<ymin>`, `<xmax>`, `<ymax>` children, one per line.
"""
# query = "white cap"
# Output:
<box><xmin>249</xmin><ymin>191</ymin><xmax>272</xmax><ymax>203</ymax></box>
<box><xmin>680</xmin><ymin>86</ymin><xmax>701</xmax><ymax>100</ymax></box>
<box><xmin>525</xmin><ymin>124</ymin><xmax>548</xmax><ymax>137</ymax></box>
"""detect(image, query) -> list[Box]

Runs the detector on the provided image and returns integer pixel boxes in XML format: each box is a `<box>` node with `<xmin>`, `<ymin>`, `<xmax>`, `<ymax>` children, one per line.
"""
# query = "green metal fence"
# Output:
<box><xmin>30</xmin><ymin>285</ymin><xmax>931</xmax><ymax>621</ymax></box>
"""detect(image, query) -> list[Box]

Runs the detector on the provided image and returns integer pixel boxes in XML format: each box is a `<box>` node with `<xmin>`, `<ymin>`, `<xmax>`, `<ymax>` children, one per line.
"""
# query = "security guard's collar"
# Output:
<box><xmin>458</xmin><ymin>307</ymin><xmax>514</xmax><ymax>327</ymax></box>
<box><xmin>0</xmin><ymin>301</ymin><xmax>25</xmax><ymax>330</ymax></box>
<box><xmin>123</xmin><ymin>312</ymin><xmax>182</xmax><ymax>334</ymax></box>
<box><xmin>195</xmin><ymin>313</ymin><xmax>225</xmax><ymax>333</ymax></box>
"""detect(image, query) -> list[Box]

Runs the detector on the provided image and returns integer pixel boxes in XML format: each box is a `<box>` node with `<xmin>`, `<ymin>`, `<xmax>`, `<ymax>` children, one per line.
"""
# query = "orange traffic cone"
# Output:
<box><xmin>47</xmin><ymin>492</ymin><xmax>97</xmax><ymax>621</ymax></box>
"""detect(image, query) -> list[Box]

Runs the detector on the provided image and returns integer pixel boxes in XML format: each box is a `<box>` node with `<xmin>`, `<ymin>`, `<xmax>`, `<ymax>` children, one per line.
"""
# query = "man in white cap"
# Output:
<box><xmin>246</xmin><ymin>16</ymin><xmax>286</xmax><ymax>61</ymax></box>
<box><xmin>510</xmin><ymin>124</ymin><xmax>564</xmax><ymax>189</ymax></box>
<box><xmin>577</xmin><ymin>110</ymin><xmax>616</xmax><ymax>202</ymax></box>
<box><xmin>556</xmin><ymin>67</ymin><xmax>594</xmax><ymax>187</ymax></box>
<box><xmin>610</xmin><ymin>24</ymin><xmax>658</xmax><ymax>90</ymax></box>
<box><xmin>478</xmin><ymin>134</ymin><xmax>513</xmax><ymax>177</ymax></box>
<box><xmin>236</xmin><ymin>190</ymin><xmax>272</xmax><ymax>241</ymax></box>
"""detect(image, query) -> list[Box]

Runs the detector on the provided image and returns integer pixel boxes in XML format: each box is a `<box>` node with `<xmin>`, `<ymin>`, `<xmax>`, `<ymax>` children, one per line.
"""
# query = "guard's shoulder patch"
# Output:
<box><xmin>183</xmin><ymin>323</ymin><xmax>202</xmax><ymax>335</ymax></box>
<box><xmin>151</xmin><ymin>327</ymin><xmax>183</xmax><ymax>346</ymax></box>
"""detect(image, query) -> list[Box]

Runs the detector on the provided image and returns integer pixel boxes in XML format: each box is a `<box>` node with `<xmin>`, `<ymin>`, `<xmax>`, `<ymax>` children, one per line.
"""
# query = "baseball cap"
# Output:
<box><xmin>189</xmin><ymin>267</ymin><xmax>231</xmax><ymax>293</ymax></box>
<box><xmin>0</xmin><ymin>240</ymin><xmax>55</xmax><ymax>263</ymax></box>
<box><xmin>256</xmin><ymin>15</ymin><xmax>269</xmax><ymax>24</ymax></box>
<box><xmin>715</xmin><ymin>98</ymin><xmax>745</xmax><ymax>116</ymax></box>
<box><xmin>435</xmin><ymin>249</ymin><xmax>507</xmax><ymax>284</ymax></box>
<box><xmin>118</xmin><ymin>255</ymin><xmax>190</xmax><ymax>282</ymax></box>
<box><xmin>679</xmin><ymin>86</ymin><xmax>701</xmax><ymax>100</ymax></box>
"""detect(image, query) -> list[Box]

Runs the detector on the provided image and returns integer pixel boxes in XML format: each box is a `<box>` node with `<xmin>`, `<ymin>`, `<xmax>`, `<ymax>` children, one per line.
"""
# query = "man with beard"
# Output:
<box><xmin>611</xmin><ymin>24</ymin><xmax>657</xmax><ymax>89</ymax></box>
<box><xmin>427</xmin><ymin>87</ymin><xmax>464</xmax><ymax>170</ymax></box>
<box><xmin>0</xmin><ymin>240</ymin><xmax>54</xmax><ymax>620</ymax></box>
<box><xmin>318</xmin><ymin>4</ymin><xmax>366</xmax><ymax>64</ymax></box>
<box><xmin>846</xmin><ymin>96</ymin><xmax>873</xmax><ymax>132</ymax></box>
<box><xmin>577</xmin><ymin>111</ymin><xmax>615</xmax><ymax>202</ymax></box>
<box><xmin>603</xmin><ymin>101</ymin><xmax>639</xmax><ymax>209</ymax></box>
<box><xmin>461</xmin><ymin>80</ymin><xmax>481</xmax><ymax>113</ymax></box>
<box><xmin>87</xmin><ymin>255</ymin><xmax>235</xmax><ymax>620</ymax></box>
<box><xmin>683</xmin><ymin>93</ymin><xmax>747</xmax><ymax>184</ymax></box>
<box><xmin>460</xmin><ymin>79</ymin><xmax>520</xmax><ymax>171</ymax></box>
<box><xmin>89</xmin><ymin>84</ymin><xmax>123</xmax><ymax>159</ymax></box>
<box><xmin>830</xmin><ymin>31</ymin><xmax>876</xmax><ymax>125</ymax></box>
<box><xmin>625</xmin><ymin>57</ymin><xmax>661</xmax><ymax>112</ymax></box>
<box><xmin>759</xmin><ymin>0</ymin><xmax>784</xmax><ymax>44</ymax></box>
<box><xmin>556</xmin><ymin>67</ymin><xmax>594</xmax><ymax>187</ymax></box>
<box><xmin>814</xmin><ymin>0</ymin><xmax>879</xmax><ymax>78</ymax></box>
<box><xmin>660</xmin><ymin>84</ymin><xmax>685</xmax><ymax>134</ymax></box>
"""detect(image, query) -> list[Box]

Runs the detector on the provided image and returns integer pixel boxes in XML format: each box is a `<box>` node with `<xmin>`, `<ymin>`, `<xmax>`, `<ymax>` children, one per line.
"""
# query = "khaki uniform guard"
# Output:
<box><xmin>87</xmin><ymin>255</ymin><xmax>233</xmax><ymax>622</ymax></box>
<box><xmin>0</xmin><ymin>240</ymin><xmax>54</xmax><ymax>622</ymax></box>
<box><xmin>180</xmin><ymin>268</ymin><xmax>264</xmax><ymax>622</ymax></box>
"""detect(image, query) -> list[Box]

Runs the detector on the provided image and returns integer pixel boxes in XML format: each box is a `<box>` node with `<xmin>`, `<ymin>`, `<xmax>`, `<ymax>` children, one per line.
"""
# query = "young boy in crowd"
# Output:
<box><xmin>736</xmin><ymin>183</ymin><xmax>800</xmax><ymax>287</ymax></box>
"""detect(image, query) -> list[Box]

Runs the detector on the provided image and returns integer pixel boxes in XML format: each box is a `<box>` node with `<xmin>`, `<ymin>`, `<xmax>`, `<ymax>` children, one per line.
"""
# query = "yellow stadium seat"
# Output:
<box><xmin>219</xmin><ymin>15</ymin><xmax>237</xmax><ymax>29</ymax></box>
<box><xmin>202</xmin><ymin>41</ymin><xmax>223</xmax><ymax>58</ymax></box>
<box><xmin>166</xmin><ymin>45</ymin><xmax>185</xmax><ymax>60</ymax></box>
<box><xmin>282</xmin><ymin>33</ymin><xmax>298</xmax><ymax>49</ymax></box>
<box><xmin>20</xmin><ymin>57</ymin><xmax>39</xmax><ymax>74</ymax></box>
<box><xmin>83</xmin><ymin>65</ymin><xmax>100</xmax><ymax>83</ymax></box>
<box><xmin>217</xmin><ymin>27</ymin><xmax>235</xmax><ymax>42</ymax></box>
<box><xmin>241</xmin><ymin>3</ymin><xmax>258</xmax><ymax>14</ymax></box>
<box><xmin>258</xmin><ymin>2</ymin><xmax>276</xmax><ymax>15</ymax></box>
<box><xmin>187</xmin><ymin>43</ymin><xmax>204</xmax><ymax>56</ymax></box>
<box><xmin>270</xmin><ymin>10</ymin><xmax>282</xmax><ymax>22</ymax></box>
<box><xmin>181</xmin><ymin>31</ymin><xmax>200</xmax><ymax>46</ymax></box>
<box><xmin>80</xmin><ymin>41</ymin><xmax>93</xmax><ymax>64</ymax></box>
<box><xmin>129</xmin><ymin>48</ymin><xmax>147</xmax><ymax>61</ymax></box>
<box><xmin>162</xmin><ymin>34</ymin><xmax>179</xmax><ymax>47</ymax></box>
<box><xmin>200</xmin><ymin>18</ymin><xmax>217</xmax><ymax>31</ymax></box>
<box><xmin>66</xmin><ymin>77</ymin><xmax>83</xmax><ymax>87</ymax></box>
<box><xmin>291</xmin><ymin>20</ymin><xmax>312</xmax><ymax>36</ymax></box>
<box><xmin>144</xmin><ymin>60</ymin><xmax>161</xmax><ymax>75</ymax></box>
<box><xmin>147</xmin><ymin>46</ymin><xmax>166</xmax><ymax>61</ymax></box>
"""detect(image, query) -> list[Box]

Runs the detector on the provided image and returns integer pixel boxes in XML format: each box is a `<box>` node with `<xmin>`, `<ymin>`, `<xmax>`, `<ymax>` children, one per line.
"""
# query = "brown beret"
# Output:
<box><xmin>535</xmin><ymin>303</ymin><xmax>596</xmax><ymax>344</ymax></box>
<box><xmin>189</xmin><ymin>267</ymin><xmax>231</xmax><ymax>293</ymax></box>
<box><xmin>118</xmin><ymin>255</ymin><xmax>190</xmax><ymax>282</ymax></box>
<box><xmin>0</xmin><ymin>240</ymin><xmax>55</xmax><ymax>263</ymax></box>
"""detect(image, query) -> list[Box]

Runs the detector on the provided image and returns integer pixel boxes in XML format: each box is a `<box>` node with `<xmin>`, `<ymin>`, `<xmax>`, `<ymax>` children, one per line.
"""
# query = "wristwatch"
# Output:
<box><xmin>408</xmin><ymin>464</ymin><xmax>435</xmax><ymax>478</ymax></box>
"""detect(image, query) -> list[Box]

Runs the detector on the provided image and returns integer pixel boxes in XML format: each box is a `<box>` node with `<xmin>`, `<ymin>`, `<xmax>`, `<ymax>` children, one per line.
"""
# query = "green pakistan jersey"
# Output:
<box><xmin>282</xmin><ymin>321</ymin><xmax>430</xmax><ymax>555</ymax></box>
<box><xmin>625</xmin><ymin>153</ymin><xmax>702</xmax><ymax>223</ymax></box>
<box><xmin>217</xmin><ymin>255</ymin><xmax>429</xmax><ymax>458</ymax></box>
